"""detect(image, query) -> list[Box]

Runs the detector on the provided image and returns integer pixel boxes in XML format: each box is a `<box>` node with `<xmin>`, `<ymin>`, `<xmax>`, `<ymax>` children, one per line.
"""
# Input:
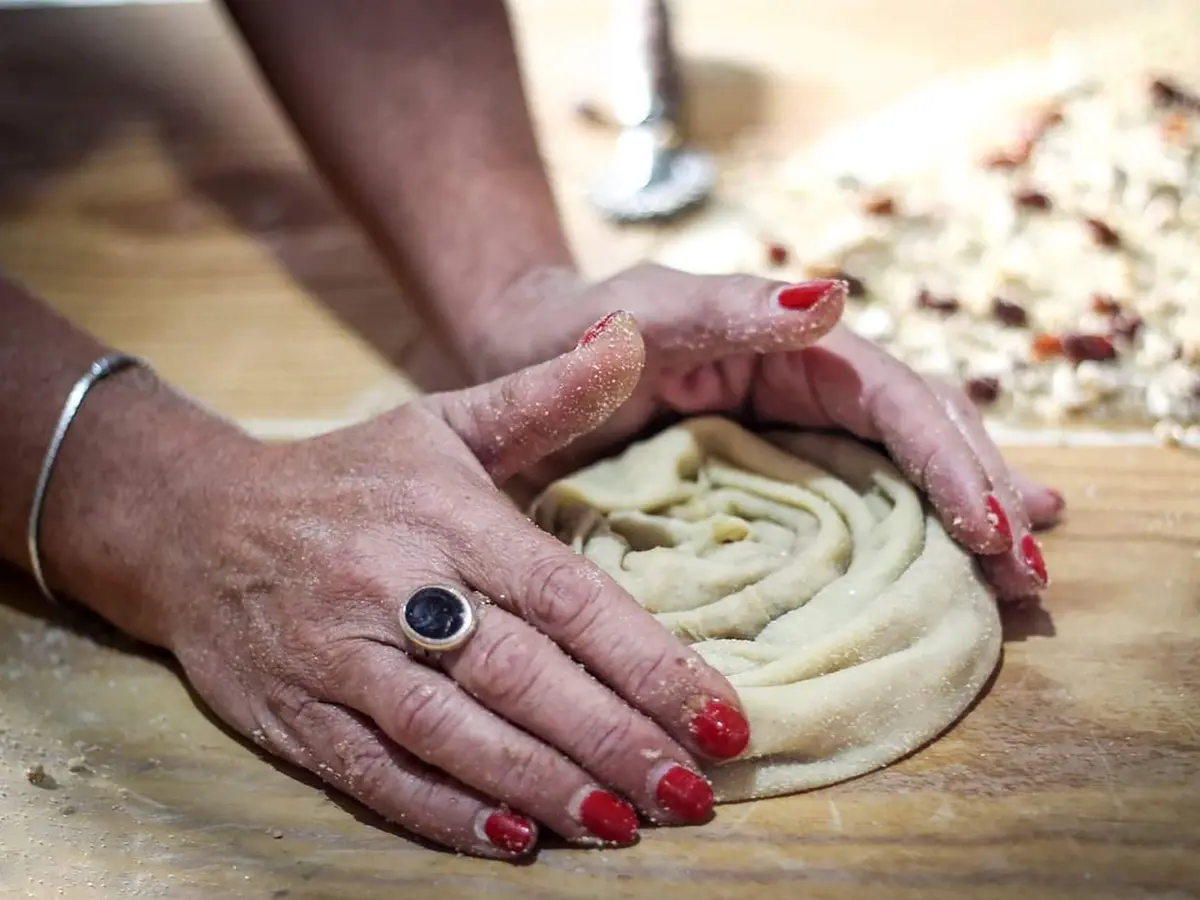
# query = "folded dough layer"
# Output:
<box><xmin>529</xmin><ymin>417</ymin><xmax>1001</xmax><ymax>801</ymax></box>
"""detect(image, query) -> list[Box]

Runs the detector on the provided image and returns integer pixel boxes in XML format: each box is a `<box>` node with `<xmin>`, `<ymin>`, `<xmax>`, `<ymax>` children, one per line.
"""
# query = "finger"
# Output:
<box><xmin>923</xmin><ymin>379</ymin><xmax>1052</xmax><ymax>598</ymax></box>
<box><xmin>756</xmin><ymin>328</ymin><xmax>1012</xmax><ymax>555</ymax></box>
<box><xmin>595</xmin><ymin>264</ymin><xmax>846</xmax><ymax>365</ymax></box>
<box><xmin>328</xmin><ymin>639</ymin><xmax>643</xmax><ymax>847</ymax></box>
<box><xmin>270</xmin><ymin>696</ymin><xmax>539</xmax><ymax>858</ymax></box>
<box><xmin>1011</xmin><ymin>469</ymin><xmax>1066</xmax><ymax>530</ymax></box>
<box><xmin>427</xmin><ymin>309</ymin><xmax>645</xmax><ymax>483</ymax></box>
<box><xmin>452</xmin><ymin>499</ymin><xmax>752</xmax><ymax>766</ymax></box>
<box><xmin>435</xmin><ymin>593</ymin><xmax>714</xmax><ymax>827</ymax></box>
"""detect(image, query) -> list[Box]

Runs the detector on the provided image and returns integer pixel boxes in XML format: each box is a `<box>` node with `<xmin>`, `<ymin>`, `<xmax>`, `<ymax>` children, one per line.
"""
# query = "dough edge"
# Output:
<box><xmin>530</xmin><ymin>417</ymin><xmax>1001</xmax><ymax>802</ymax></box>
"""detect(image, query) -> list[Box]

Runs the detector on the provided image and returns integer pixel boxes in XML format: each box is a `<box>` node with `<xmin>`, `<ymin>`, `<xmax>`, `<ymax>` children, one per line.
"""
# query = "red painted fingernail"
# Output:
<box><xmin>689</xmin><ymin>698</ymin><xmax>750</xmax><ymax>759</ymax></box>
<box><xmin>775</xmin><ymin>279</ymin><xmax>840</xmax><ymax>310</ymax></box>
<box><xmin>576</xmin><ymin>311</ymin><xmax>622</xmax><ymax>348</ymax></box>
<box><xmin>1020</xmin><ymin>534</ymin><xmax>1050</xmax><ymax>586</ymax></box>
<box><xmin>578</xmin><ymin>789</ymin><xmax>639</xmax><ymax>843</ymax></box>
<box><xmin>483</xmin><ymin>811</ymin><xmax>536</xmax><ymax>854</ymax></box>
<box><xmin>655</xmin><ymin>765</ymin><xmax>714</xmax><ymax>822</ymax></box>
<box><xmin>985</xmin><ymin>494</ymin><xmax>1014</xmax><ymax>549</ymax></box>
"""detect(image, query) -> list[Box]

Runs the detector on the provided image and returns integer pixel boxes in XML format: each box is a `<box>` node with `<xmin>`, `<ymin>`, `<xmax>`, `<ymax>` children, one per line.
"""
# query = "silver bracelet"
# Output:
<box><xmin>26</xmin><ymin>353</ymin><xmax>148</xmax><ymax>603</ymax></box>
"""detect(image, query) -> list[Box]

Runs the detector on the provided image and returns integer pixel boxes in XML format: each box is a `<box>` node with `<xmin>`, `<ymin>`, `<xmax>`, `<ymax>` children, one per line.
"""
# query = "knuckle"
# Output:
<box><xmin>580</xmin><ymin>711</ymin><xmax>640</xmax><ymax>771</ymax></box>
<box><xmin>321</xmin><ymin>532</ymin><xmax>395</xmax><ymax>604</ymax></box>
<box><xmin>919</xmin><ymin>439</ymin><xmax>955</xmax><ymax>487</ymax></box>
<box><xmin>263</xmin><ymin>679</ymin><xmax>312</xmax><ymax>722</ymax></box>
<box><xmin>468</xmin><ymin>627</ymin><xmax>546</xmax><ymax>708</ymax></box>
<box><xmin>621</xmin><ymin>645</ymin><xmax>678</xmax><ymax>706</ymax></box>
<box><xmin>403</xmin><ymin>478</ymin><xmax>463</xmax><ymax>526</ymax></box>
<box><xmin>611</xmin><ymin>260</ymin><xmax>669</xmax><ymax>293</ymax></box>
<box><xmin>388</xmin><ymin>681</ymin><xmax>462</xmax><ymax>748</ymax></box>
<box><xmin>494</xmin><ymin>745</ymin><xmax>546</xmax><ymax>800</ymax></box>
<box><xmin>625</xmin><ymin>260</ymin><xmax>666</xmax><ymax>280</ymax></box>
<box><xmin>308</xmin><ymin>636</ymin><xmax>372</xmax><ymax>696</ymax></box>
<box><xmin>337</xmin><ymin>739</ymin><xmax>396</xmax><ymax>798</ymax></box>
<box><xmin>494</xmin><ymin>369</ymin><xmax>531</xmax><ymax>418</ymax></box>
<box><xmin>521</xmin><ymin>554</ymin><xmax>605</xmax><ymax>641</ymax></box>
<box><xmin>404</xmin><ymin>477</ymin><xmax>485</xmax><ymax>544</ymax></box>
<box><xmin>321</xmin><ymin>529</ymin><xmax>448</xmax><ymax>613</ymax></box>
<box><xmin>395</xmin><ymin>773</ymin><xmax>446</xmax><ymax>829</ymax></box>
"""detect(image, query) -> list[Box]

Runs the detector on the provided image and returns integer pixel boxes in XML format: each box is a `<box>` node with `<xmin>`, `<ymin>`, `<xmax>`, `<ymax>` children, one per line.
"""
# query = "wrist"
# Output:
<box><xmin>36</xmin><ymin>365</ymin><xmax>255</xmax><ymax>647</ymax></box>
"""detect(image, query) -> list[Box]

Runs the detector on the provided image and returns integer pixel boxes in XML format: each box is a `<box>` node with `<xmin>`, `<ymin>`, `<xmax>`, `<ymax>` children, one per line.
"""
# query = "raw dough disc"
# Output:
<box><xmin>530</xmin><ymin>417</ymin><xmax>1001</xmax><ymax>802</ymax></box>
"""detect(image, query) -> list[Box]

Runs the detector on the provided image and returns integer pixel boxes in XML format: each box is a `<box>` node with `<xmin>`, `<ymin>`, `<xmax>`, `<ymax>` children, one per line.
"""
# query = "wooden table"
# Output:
<box><xmin>1</xmin><ymin>2</ymin><xmax>1198</xmax><ymax>897</ymax></box>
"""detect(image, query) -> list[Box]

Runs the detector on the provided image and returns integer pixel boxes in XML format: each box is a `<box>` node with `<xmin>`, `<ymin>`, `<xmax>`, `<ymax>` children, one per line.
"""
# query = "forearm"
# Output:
<box><xmin>0</xmin><ymin>274</ymin><xmax>244</xmax><ymax>645</ymax></box>
<box><xmin>222</xmin><ymin>0</ymin><xmax>576</xmax><ymax>364</ymax></box>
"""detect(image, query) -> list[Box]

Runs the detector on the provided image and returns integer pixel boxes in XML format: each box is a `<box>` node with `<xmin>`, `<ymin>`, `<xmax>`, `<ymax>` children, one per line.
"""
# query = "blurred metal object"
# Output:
<box><xmin>588</xmin><ymin>0</ymin><xmax>715</xmax><ymax>223</ymax></box>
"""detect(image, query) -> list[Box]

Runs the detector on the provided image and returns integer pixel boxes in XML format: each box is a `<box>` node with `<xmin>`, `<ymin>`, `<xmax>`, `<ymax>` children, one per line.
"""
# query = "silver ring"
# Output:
<box><xmin>398</xmin><ymin>584</ymin><xmax>481</xmax><ymax>655</ymax></box>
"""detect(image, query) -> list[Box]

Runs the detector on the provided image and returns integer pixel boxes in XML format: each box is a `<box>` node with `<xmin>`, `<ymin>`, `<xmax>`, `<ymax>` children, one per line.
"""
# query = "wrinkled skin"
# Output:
<box><xmin>161</xmin><ymin>318</ymin><xmax>744</xmax><ymax>858</ymax></box>
<box><xmin>157</xmin><ymin>266</ymin><xmax>1062</xmax><ymax>862</ymax></box>
<box><xmin>480</xmin><ymin>264</ymin><xmax>1063</xmax><ymax>600</ymax></box>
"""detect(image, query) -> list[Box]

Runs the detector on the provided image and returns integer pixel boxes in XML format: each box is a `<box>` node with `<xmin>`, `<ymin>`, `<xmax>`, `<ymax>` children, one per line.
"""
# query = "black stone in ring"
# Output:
<box><xmin>400</xmin><ymin>585</ymin><xmax>477</xmax><ymax>652</ymax></box>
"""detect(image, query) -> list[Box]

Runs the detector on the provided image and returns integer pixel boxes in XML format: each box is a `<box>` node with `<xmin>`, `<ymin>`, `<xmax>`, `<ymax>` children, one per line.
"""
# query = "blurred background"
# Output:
<box><xmin>0</xmin><ymin>0</ymin><xmax>1184</xmax><ymax>426</ymax></box>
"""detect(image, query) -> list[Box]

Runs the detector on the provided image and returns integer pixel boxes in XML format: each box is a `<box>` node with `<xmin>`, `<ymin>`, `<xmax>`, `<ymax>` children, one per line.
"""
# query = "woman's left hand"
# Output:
<box><xmin>471</xmin><ymin>264</ymin><xmax>1064</xmax><ymax>602</ymax></box>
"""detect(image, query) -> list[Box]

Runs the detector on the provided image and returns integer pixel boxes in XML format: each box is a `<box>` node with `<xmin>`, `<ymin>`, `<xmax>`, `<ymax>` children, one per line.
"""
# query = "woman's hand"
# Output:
<box><xmin>155</xmin><ymin>316</ymin><xmax>748</xmax><ymax>858</ymax></box>
<box><xmin>473</xmin><ymin>264</ymin><xmax>1064</xmax><ymax>602</ymax></box>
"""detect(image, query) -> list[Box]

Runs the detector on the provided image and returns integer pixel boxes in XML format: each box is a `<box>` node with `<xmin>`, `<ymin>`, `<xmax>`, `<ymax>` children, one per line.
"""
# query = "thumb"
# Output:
<box><xmin>587</xmin><ymin>264</ymin><xmax>846</xmax><ymax>367</ymax></box>
<box><xmin>427</xmin><ymin>311</ymin><xmax>645</xmax><ymax>483</ymax></box>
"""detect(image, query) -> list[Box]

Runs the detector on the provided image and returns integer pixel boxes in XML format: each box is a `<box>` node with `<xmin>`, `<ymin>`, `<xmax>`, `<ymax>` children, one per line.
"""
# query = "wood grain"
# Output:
<box><xmin>1</xmin><ymin>2</ymin><xmax>1198</xmax><ymax>898</ymax></box>
<box><xmin>3</xmin><ymin>445</ymin><xmax>1198</xmax><ymax>898</ymax></box>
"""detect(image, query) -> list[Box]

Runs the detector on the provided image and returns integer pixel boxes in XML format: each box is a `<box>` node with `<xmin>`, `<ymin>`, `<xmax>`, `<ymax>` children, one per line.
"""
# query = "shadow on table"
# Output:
<box><xmin>1000</xmin><ymin>596</ymin><xmax>1055</xmax><ymax>641</ymax></box>
<box><xmin>0</xmin><ymin>563</ymin><xmax>478</xmax><ymax>857</ymax></box>
<box><xmin>0</xmin><ymin>4</ymin><xmax>466</xmax><ymax>390</ymax></box>
<box><xmin>0</xmin><ymin>553</ymin><xmax>1048</xmax><ymax>861</ymax></box>
<box><xmin>0</xmin><ymin>3</ymin><xmax>772</xmax><ymax>397</ymax></box>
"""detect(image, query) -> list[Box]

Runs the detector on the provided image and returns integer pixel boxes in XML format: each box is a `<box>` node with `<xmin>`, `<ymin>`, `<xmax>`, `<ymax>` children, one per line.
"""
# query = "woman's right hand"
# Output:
<box><xmin>151</xmin><ymin>312</ymin><xmax>748</xmax><ymax>858</ymax></box>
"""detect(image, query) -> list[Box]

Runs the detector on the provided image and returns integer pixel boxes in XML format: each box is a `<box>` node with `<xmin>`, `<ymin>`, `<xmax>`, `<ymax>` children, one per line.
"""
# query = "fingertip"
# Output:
<box><xmin>576</xmin><ymin>309</ymin><xmax>643</xmax><ymax>352</ymax></box>
<box><xmin>566</xmin><ymin>309</ymin><xmax>645</xmax><ymax>416</ymax></box>
<box><xmin>984</xmin><ymin>493</ymin><xmax>1015</xmax><ymax>551</ymax></box>
<box><xmin>979</xmin><ymin>552</ymin><xmax>1049</xmax><ymax>602</ymax></box>
<box><xmin>1018</xmin><ymin>534</ymin><xmax>1050</xmax><ymax>588</ymax></box>
<box><xmin>686</xmin><ymin>696</ymin><xmax>750</xmax><ymax>761</ymax></box>
<box><xmin>772</xmin><ymin>278</ymin><xmax>847</xmax><ymax>314</ymax></box>
<box><xmin>945</xmin><ymin>514</ymin><xmax>1010</xmax><ymax>557</ymax></box>
<box><xmin>924</xmin><ymin>479</ymin><xmax>1013</xmax><ymax>556</ymax></box>
<box><xmin>1049</xmin><ymin>488</ymin><xmax>1067</xmax><ymax>516</ymax></box>
<box><xmin>478</xmin><ymin>808</ymin><xmax>538</xmax><ymax>857</ymax></box>
<box><xmin>1017</xmin><ymin>478</ymin><xmax>1067</xmax><ymax>530</ymax></box>
<box><xmin>767</xmin><ymin>279</ymin><xmax>845</xmax><ymax>346</ymax></box>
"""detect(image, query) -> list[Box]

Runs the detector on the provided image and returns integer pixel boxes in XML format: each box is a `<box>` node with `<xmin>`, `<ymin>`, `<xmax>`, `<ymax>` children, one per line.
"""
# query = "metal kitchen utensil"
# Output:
<box><xmin>588</xmin><ymin>0</ymin><xmax>715</xmax><ymax>222</ymax></box>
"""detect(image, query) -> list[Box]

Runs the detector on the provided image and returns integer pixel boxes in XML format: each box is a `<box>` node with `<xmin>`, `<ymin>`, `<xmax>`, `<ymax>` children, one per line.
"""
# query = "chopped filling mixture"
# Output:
<box><xmin>655</xmin><ymin>72</ymin><xmax>1200</xmax><ymax>437</ymax></box>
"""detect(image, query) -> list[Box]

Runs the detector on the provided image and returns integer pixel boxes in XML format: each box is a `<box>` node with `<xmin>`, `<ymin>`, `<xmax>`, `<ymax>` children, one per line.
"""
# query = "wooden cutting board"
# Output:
<box><xmin>1</xmin><ymin>2</ymin><xmax>1198</xmax><ymax>897</ymax></box>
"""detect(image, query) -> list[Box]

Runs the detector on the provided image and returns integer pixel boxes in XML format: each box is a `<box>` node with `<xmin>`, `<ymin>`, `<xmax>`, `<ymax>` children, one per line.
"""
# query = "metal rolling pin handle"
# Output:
<box><xmin>588</xmin><ymin>0</ymin><xmax>716</xmax><ymax>223</ymax></box>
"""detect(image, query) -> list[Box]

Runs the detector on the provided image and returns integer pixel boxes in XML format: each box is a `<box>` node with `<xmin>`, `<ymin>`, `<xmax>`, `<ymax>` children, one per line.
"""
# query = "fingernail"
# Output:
<box><xmin>985</xmin><ymin>493</ymin><xmax>1014</xmax><ymax>549</ymax></box>
<box><xmin>1020</xmin><ymin>534</ymin><xmax>1050</xmax><ymax>587</ymax></box>
<box><xmin>576</xmin><ymin>311</ymin><xmax>623</xmax><ymax>348</ymax></box>
<box><xmin>689</xmin><ymin>698</ymin><xmax>750</xmax><ymax>759</ymax></box>
<box><xmin>654</xmin><ymin>764</ymin><xmax>714</xmax><ymax>823</ymax></box>
<box><xmin>577</xmin><ymin>789</ymin><xmax>639</xmax><ymax>844</ymax></box>
<box><xmin>774</xmin><ymin>279</ymin><xmax>841</xmax><ymax>311</ymax></box>
<box><xmin>481</xmin><ymin>810</ymin><xmax>536</xmax><ymax>854</ymax></box>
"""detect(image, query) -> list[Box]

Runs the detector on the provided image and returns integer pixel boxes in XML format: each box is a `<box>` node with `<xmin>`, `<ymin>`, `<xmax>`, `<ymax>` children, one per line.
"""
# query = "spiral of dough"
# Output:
<box><xmin>530</xmin><ymin>416</ymin><xmax>1001</xmax><ymax>801</ymax></box>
